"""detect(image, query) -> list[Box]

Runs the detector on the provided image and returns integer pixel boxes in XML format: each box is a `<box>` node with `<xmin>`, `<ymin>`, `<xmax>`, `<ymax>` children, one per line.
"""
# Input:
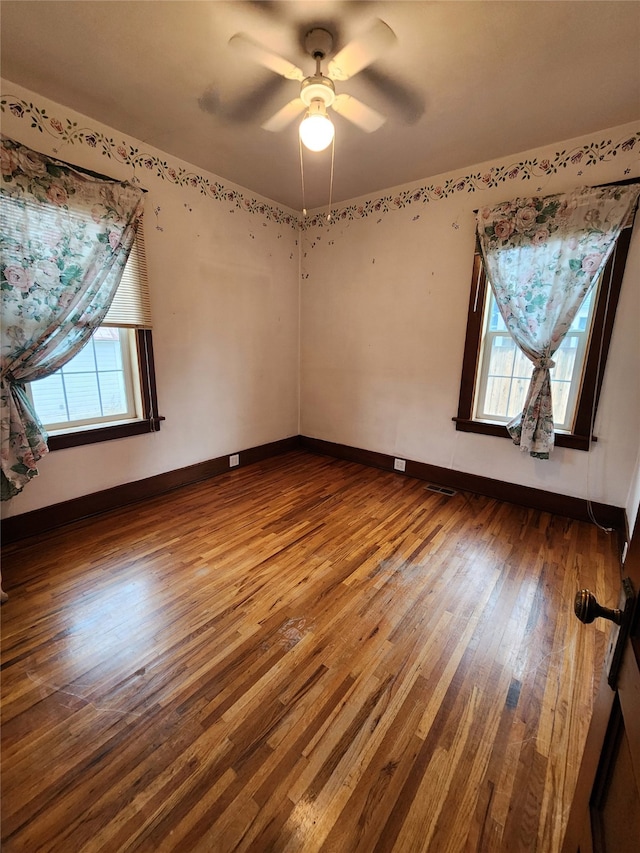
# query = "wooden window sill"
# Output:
<box><xmin>452</xmin><ymin>417</ymin><xmax>594</xmax><ymax>451</ymax></box>
<box><xmin>47</xmin><ymin>417</ymin><xmax>165</xmax><ymax>451</ymax></box>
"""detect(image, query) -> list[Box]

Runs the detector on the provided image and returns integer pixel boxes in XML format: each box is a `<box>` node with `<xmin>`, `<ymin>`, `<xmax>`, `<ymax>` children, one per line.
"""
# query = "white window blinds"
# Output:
<box><xmin>103</xmin><ymin>221</ymin><xmax>152</xmax><ymax>328</ymax></box>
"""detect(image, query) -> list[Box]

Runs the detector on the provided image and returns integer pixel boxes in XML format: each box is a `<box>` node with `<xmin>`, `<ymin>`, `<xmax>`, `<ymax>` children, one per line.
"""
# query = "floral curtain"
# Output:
<box><xmin>476</xmin><ymin>184</ymin><xmax>639</xmax><ymax>459</ymax></box>
<box><xmin>0</xmin><ymin>137</ymin><xmax>144</xmax><ymax>499</ymax></box>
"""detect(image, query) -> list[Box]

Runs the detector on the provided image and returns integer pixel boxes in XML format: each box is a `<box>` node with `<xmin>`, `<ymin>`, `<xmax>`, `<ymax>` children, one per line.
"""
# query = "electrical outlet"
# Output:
<box><xmin>229</xmin><ymin>454</ymin><xmax>239</xmax><ymax>467</ymax></box>
<box><xmin>393</xmin><ymin>458</ymin><xmax>406</xmax><ymax>472</ymax></box>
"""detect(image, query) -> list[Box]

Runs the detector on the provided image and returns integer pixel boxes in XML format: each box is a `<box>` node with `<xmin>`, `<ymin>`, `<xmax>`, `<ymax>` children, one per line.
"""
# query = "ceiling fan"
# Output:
<box><xmin>228</xmin><ymin>19</ymin><xmax>401</xmax><ymax>151</ymax></box>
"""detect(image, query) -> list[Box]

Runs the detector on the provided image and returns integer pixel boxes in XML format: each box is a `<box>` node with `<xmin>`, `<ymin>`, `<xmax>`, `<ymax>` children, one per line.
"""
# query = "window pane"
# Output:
<box><xmin>484</xmin><ymin>376</ymin><xmax>512</xmax><ymax>417</ymax></box>
<box><xmin>480</xmin><ymin>333</ymin><xmax>531</xmax><ymax>421</ymax></box>
<box><xmin>30</xmin><ymin>373</ymin><xmax>69</xmax><ymax>424</ymax></box>
<box><xmin>488</xmin><ymin>297</ymin><xmax>507</xmax><ymax>332</ymax></box>
<box><xmin>94</xmin><ymin>338</ymin><xmax>123</xmax><ymax>371</ymax></box>
<box><xmin>571</xmin><ymin>290</ymin><xmax>593</xmax><ymax>331</ymax></box>
<box><xmin>93</xmin><ymin>327</ymin><xmax>120</xmax><ymax>342</ymax></box>
<box><xmin>507</xmin><ymin>376</ymin><xmax>529</xmax><ymax>418</ymax></box>
<box><xmin>554</xmin><ymin>335</ymin><xmax>579</xmax><ymax>382</ymax></box>
<box><xmin>512</xmin><ymin>347</ymin><xmax>531</xmax><ymax>377</ymax></box>
<box><xmin>64</xmin><ymin>373</ymin><xmax>102</xmax><ymax>420</ymax></box>
<box><xmin>98</xmin><ymin>372</ymin><xmax>128</xmax><ymax>415</ymax></box>
<box><xmin>62</xmin><ymin>343</ymin><xmax>96</xmax><ymax>373</ymax></box>
<box><xmin>488</xmin><ymin>336</ymin><xmax>516</xmax><ymax>376</ymax></box>
<box><xmin>551</xmin><ymin>379</ymin><xmax>571</xmax><ymax>426</ymax></box>
<box><xmin>29</xmin><ymin>327</ymin><xmax>137</xmax><ymax>428</ymax></box>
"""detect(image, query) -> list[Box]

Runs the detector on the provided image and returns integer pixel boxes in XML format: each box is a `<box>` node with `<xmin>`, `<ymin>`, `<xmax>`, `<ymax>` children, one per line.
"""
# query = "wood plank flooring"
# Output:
<box><xmin>0</xmin><ymin>451</ymin><xmax>620</xmax><ymax>852</ymax></box>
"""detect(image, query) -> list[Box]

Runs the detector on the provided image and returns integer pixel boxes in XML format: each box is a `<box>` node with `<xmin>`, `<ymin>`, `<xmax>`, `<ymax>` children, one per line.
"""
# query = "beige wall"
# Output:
<box><xmin>2</xmin><ymin>80</ymin><xmax>639</xmax><ymax>524</ymax></box>
<box><xmin>299</xmin><ymin>123</ymin><xmax>640</xmax><ymax>516</ymax></box>
<box><xmin>1</xmin><ymin>80</ymin><xmax>301</xmax><ymax>518</ymax></box>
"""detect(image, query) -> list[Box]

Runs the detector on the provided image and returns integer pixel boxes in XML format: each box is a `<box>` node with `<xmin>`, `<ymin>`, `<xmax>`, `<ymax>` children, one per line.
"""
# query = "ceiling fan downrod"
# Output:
<box><xmin>300</xmin><ymin>28</ymin><xmax>336</xmax><ymax>110</ymax></box>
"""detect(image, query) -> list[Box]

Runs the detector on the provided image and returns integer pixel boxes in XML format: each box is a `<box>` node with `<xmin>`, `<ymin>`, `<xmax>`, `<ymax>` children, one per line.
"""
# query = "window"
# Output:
<box><xmin>474</xmin><ymin>282</ymin><xmax>596</xmax><ymax>431</ymax></box>
<box><xmin>455</xmin><ymin>225</ymin><xmax>633</xmax><ymax>451</ymax></box>
<box><xmin>27</xmin><ymin>227</ymin><xmax>162</xmax><ymax>450</ymax></box>
<box><xmin>29</xmin><ymin>327</ymin><xmax>140</xmax><ymax>428</ymax></box>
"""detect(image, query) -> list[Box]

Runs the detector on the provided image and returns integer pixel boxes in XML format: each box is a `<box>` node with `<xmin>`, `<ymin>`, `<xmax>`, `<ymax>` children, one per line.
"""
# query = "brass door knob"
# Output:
<box><xmin>574</xmin><ymin>589</ymin><xmax>623</xmax><ymax>626</ymax></box>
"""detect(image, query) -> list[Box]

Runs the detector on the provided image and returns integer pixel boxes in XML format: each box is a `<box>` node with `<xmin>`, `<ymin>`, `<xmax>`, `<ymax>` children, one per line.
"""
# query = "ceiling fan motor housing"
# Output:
<box><xmin>300</xmin><ymin>75</ymin><xmax>335</xmax><ymax>108</ymax></box>
<box><xmin>304</xmin><ymin>27</ymin><xmax>334</xmax><ymax>60</ymax></box>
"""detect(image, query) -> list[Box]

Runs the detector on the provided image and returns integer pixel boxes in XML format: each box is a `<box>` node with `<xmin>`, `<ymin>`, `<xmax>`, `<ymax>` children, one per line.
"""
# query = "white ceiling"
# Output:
<box><xmin>1</xmin><ymin>1</ymin><xmax>639</xmax><ymax>211</ymax></box>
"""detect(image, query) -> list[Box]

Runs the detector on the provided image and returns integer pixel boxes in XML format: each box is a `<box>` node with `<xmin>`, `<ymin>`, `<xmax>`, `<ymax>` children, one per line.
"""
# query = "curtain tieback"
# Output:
<box><xmin>534</xmin><ymin>357</ymin><xmax>556</xmax><ymax>370</ymax></box>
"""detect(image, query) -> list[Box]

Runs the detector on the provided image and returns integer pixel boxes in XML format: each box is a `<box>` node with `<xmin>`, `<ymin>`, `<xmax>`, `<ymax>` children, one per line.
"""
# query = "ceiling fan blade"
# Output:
<box><xmin>360</xmin><ymin>67</ymin><xmax>426</xmax><ymax>125</ymax></box>
<box><xmin>225</xmin><ymin>76</ymin><xmax>289</xmax><ymax>123</ymax></box>
<box><xmin>331</xmin><ymin>94</ymin><xmax>386</xmax><ymax>133</ymax></box>
<box><xmin>198</xmin><ymin>76</ymin><xmax>287</xmax><ymax>123</ymax></box>
<box><xmin>229</xmin><ymin>33</ymin><xmax>305</xmax><ymax>81</ymax></box>
<box><xmin>245</xmin><ymin>1</ymin><xmax>289</xmax><ymax>20</ymax></box>
<box><xmin>262</xmin><ymin>98</ymin><xmax>305</xmax><ymax>132</ymax></box>
<box><xmin>327</xmin><ymin>18</ymin><xmax>396</xmax><ymax>81</ymax></box>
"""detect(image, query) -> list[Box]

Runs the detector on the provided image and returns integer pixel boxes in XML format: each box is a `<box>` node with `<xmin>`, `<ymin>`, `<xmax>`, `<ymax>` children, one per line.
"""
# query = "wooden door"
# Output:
<box><xmin>562</xmin><ymin>516</ymin><xmax>640</xmax><ymax>852</ymax></box>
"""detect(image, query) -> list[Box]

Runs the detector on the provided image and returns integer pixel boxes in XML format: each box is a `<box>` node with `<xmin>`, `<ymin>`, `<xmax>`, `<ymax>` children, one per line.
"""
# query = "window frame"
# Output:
<box><xmin>45</xmin><ymin>328</ymin><xmax>162</xmax><ymax>451</ymax></box>
<box><xmin>454</xmin><ymin>225</ymin><xmax>633</xmax><ymax>451</ymax></box>
<box><xmin>26</xmin><ymin>214</ymin><xmax>162</xmax><ymax>452</ymax></box>
<box><xmin>28</xmin><ymin>327</ymin><xmax>140</xmax><ymax>431</ymax></box>
<box><xmin>473</xmin><ymin>278</ymin><xmax>597</xmax><ymax>432</ymax></box>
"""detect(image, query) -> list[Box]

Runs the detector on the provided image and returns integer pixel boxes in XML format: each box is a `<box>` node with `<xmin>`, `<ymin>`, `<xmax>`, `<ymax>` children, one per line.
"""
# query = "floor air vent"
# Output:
<box><xmin>426</xmin><ymin>484</ymin><xmax>457</xmax><ymax>496</ymax></box>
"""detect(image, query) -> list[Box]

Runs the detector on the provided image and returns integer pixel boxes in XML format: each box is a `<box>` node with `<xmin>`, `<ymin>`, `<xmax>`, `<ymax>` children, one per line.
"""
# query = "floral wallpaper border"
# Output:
<box><xmin>0</xmin><ymin>94</ymin><xmax>299</xmax><ymax>229</ymax></box>
<box><xmin>306</xmin><ymin>132</ymin><xmax>640</xmax><ymax>230</ymax></box>
<box><xmin>2</xmin><ymin>93</ymin><xmax>638</xmax><ymax>232</ymax></box>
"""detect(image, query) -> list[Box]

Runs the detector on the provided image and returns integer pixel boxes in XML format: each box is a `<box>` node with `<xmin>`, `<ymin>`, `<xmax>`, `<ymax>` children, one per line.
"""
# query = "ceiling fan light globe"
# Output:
<box><xmin>299</xmin><ymin>114</ymin><xmax>335</xmax><ymax>152</ymax></box>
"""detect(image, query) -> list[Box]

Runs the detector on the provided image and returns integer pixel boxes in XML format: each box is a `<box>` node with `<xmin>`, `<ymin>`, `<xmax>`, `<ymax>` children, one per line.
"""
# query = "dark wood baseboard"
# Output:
<box><xmin>299</xmin><ymin>436</ymin><xmax>627</xmax><ymax>534</ymax></box>
<box><xmin>2</xmin><ymin>434</ymin><xmax>627</xmax><ymax>547</ymax></box>
<box><xmin>1</xmin><ymin>436</ymin><xmax>300</xmax><ymax>545</ymax></box>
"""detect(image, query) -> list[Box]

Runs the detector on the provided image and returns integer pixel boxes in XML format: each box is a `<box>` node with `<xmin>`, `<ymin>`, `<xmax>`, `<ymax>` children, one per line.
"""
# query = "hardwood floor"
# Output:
<box><xmin>0</xmin><ymin>451</ymin><xmax>620</xmax><ymax>852</ymax></box>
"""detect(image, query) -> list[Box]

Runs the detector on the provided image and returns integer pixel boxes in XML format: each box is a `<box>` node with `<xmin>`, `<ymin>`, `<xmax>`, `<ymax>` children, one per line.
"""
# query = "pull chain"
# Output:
<box><xmin>299</xmin><ymin>134</ymin><xmax>307</xmax><ymax>216</ymax></box>
<box><xmin>327</xmin><ymin>135</ymin><xmax>335</xmax><ymax>221</ymax></box>
<box><xmin>299</xmin><ymin>128</ymin><xmax>335</xmax><ymax>220</ymax></box>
